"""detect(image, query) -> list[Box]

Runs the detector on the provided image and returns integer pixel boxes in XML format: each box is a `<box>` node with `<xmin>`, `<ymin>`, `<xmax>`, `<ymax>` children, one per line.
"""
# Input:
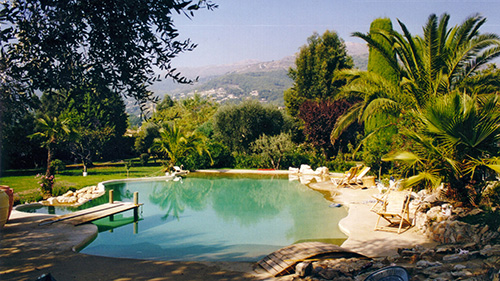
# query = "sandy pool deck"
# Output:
<box><xmin>308</xmin><ymin>181</ymin><xmax>437</xmax><ymax>258</ymax></box>
<box><xmin>0</xmin><ymin>171</ymin><xmax>436</xmax><ymax>280</ymax></box>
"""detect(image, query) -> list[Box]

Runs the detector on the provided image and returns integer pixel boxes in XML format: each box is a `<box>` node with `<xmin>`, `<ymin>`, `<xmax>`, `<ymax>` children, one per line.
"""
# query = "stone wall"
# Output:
<box><xmin>413</xmin><ymin>193</ymin><xmax>499</xmax><ymax>246</ymax></box>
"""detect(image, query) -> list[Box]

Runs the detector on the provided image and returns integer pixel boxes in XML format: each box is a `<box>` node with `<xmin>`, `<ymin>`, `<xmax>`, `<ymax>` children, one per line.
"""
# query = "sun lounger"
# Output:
<box><xmin>371</xmin><ymin>189</ymin><xmax>413</xmax><ymax>234</ymax></box>
<box><xmin>332</xmin><ymin>166</ymin><xmax>372</xmax><ymax>188</ymax></box>
<box><xmin>331</xmin><ymin>166</ymin><xmax>358</xmax><ymax>187</ymax></box>
<box><xmin>351</xmin><ymin>166</ymin><xmax>371</xmax><ymax>185</ymax></box>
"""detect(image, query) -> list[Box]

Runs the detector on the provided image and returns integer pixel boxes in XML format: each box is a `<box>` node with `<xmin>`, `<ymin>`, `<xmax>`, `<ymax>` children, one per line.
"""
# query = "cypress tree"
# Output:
<box><xmin>363</xmin><ymin>18</ymin><xmax>398</xmax><ymax>177</ymax></box>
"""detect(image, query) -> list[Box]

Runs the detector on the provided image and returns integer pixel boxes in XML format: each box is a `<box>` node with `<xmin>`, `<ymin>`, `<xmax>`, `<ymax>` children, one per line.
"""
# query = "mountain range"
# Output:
<box><xmin>127</xmin><ymin>42</ymin><xmax>368</xmax><ymax>120</ymax></box>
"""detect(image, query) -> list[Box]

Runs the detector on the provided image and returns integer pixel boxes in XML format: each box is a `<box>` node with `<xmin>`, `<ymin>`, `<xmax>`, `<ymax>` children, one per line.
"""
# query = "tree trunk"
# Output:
<box><xmin>44</xmin><ymin>144</ymin><xmax>54</xmax><ymax>198</ymax></box>
<box><xmin>46</xmin><ymin>147</ymin><xmax>53</xmax><ymax>177</ymax></box>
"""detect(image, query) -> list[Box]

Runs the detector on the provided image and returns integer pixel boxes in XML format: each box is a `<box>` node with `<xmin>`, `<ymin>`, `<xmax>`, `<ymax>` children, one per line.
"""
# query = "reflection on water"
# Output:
<box><xmin>79</xmin><ymin>175</ymin><xmax>347</xmax><ymax>262</ymax></box>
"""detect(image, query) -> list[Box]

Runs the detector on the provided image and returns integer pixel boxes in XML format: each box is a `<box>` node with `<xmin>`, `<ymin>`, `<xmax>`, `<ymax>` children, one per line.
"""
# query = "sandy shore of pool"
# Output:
<box><xmin>308</xmin><ymin>181</ymin><xmax>437</xmax><ymax>258</ymax></box>
<box><xmin>0</xmin><ymin>171</ymin><xmax>435</xmax><ymax>280</ymax></box>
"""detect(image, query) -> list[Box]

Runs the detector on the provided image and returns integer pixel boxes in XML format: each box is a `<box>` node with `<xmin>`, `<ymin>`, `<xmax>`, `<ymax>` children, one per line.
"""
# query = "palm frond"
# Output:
<box><xmin>330</xmin><ymin>102</ymin><xmax>363</xmax><ymax>144</ymax></box>
<box><xmin>401</xmin><ymin>172</ymin><xmax>442</xmax><ymax>190</ymax></box>
<box><xmin>382</xmin><ymin>151</ymin><xmax>421</xmax><ymax>165</ymax></box>
<box><xmin>361</xmin><ymin>98</ymin><xmax>401</xmax><ymax>121</ymax></box>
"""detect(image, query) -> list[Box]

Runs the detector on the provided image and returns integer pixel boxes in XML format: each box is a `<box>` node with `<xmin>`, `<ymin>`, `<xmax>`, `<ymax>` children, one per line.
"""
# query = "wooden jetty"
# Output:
<box><xmin>255</xmin><ymin>242</ymin><xmax>366</xmax><ymax>277</ymax></box>
<box><xmin>39</xmin><ymin>191</ymin><xmax>142</xmax><ymax>226</ymax></box>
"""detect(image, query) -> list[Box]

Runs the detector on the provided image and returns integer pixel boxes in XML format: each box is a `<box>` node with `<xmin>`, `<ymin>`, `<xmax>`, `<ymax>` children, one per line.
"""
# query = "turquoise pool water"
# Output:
<box><xmin>23</xmin><ymin>174</ymin><xmax>348</xmax><ymax>261</ymax></box>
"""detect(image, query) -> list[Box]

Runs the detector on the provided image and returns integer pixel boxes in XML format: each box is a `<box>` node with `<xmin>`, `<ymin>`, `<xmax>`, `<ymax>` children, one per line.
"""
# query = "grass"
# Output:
<box><xmin>0</xmin><ymin>162</ymin><xmax>166</xmax><ymax>204</ymax></box>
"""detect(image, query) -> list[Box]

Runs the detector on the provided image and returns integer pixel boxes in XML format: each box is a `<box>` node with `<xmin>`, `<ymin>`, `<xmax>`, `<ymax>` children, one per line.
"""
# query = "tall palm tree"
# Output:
<box><xmin>331</xmin><ymin>13</ymin><xmax>500</xmax><ymax>142</ymax></box>
<box><xmin>30</xmin><ymin>114</ymin><xmax>73</xmax><ymax>177</ymax></box>
<box><xmin>30</xmin><ymin>114</ymin><xmax>75</xmax><ymax>197</ymax></box>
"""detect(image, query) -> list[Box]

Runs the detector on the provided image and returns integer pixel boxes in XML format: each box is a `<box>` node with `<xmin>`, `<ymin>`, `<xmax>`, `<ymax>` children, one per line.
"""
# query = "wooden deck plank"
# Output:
<box><xmin>255</xmin><ymin>242</ymin><xmax>366</xmax><ymax>277</ymax></box>
<box><xmin>69</xmin><ymin>203</ymin><xmax>140</xmax><ymax>225</ymax></box>
<box><xmin>260</xmin><ymin>257</ymin><xmax>282</xmax><ymax>276</ymax></box>
<box><xmin>38</xmin><ymin>203</ymin><xmax>123</xmax><ymax>224</ymax></box>
<box><xmin>265</xmin><ymin>254</ymin><xmax>288</xmax><ymax>270</ymax></box>
<box><xmin>38</xmin><ymin>202</ymin><xmax>141</xmax><ymax>226</ymax></box>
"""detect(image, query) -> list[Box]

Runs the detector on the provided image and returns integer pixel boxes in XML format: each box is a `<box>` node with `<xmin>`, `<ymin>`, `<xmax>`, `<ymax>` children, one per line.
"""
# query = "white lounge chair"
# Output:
<box><xmin>173</xmin><ymin>166</ymin><xmax>189</xmax><ymax>176</ymax></box>
<box><xmin>351</xmin><ymin>166</ymin><xmax>371</xmax><ymax>185</ymax></box>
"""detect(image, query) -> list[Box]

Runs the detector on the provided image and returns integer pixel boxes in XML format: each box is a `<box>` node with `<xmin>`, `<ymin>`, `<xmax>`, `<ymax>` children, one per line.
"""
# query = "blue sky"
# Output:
<box><xmin>172</xmin><ymin>0</ymin><xmax>500</xmax><ymax>67</ymax></box>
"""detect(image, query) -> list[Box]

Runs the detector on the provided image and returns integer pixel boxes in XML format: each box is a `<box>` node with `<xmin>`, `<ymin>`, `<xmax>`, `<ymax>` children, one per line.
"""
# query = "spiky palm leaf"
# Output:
<box><xmin>153</xmin><ymin>123</ymin><xmax>211</xmax><ymax>169</ymax></box>
<box><xmin>385</xmin><ymin>91</ymin><xmax>500</xmax><ymax>200</ymax></box>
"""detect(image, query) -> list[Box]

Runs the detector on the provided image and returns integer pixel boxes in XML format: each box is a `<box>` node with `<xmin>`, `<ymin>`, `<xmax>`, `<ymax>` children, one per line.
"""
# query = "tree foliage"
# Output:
<box><xmin>332</xmin><ymin>13</ymin><xmax>500</xmax><ymax>143</ymax></box>
<box><xmin>366</xmin><ymin>18</ymin><xmax>398</xmax><ymax>84</ymax></box>
<box><xmin>361</xmin><ymin>18</ymin><xmax>399</xmax><ymax>176</ymax></box>
<box><xmin>153</xmin><ymin>123</ymin><xmax>210</xmax><ymax>171</ymax></box>
<box><xmin>252</xmin><ymin>133</ymin><xmax>295</xmax><ymax>170</ymax></box>
<box><xmin>153</xmin><ymin>94</ymin><xmax>218</xmax><ymax>133</ymax></box>
<box><xmin>39</xmin><ymin>85</ymin><xmax>129</xmax><ymax>166</ymax></box>
<box><xmin>135</xmin><ymin>122</ymin><xmax>161</xmax><ymax>155</ymax></box>
<box><xmin>29</xmin><ymin>113</ymin><xmax>75</xmax><ymax>196</ymax></box>
<box><xmin>0</xmin><ymin>0</ymin><xmax>216</xmax><ymax>109</ymax></box>
<box><xmin>331</xmin><ymin>14</ymin><xmax>500</xmax><ymax>205</ymax></box>
<box><xmin>298</xmin><ymin>99</ymin><xmax>359</xmax><ymax>157</ymax></box>
<box><xmin>285</xmin><ymin>30</ymin><xmax>353</xmax><ymax>117</ymax></box>
<box><xmin>213</xmin><ymin>100</ymin><xmax>287</xmax><ymax>153</ymax></box>
<box><xmin>384</xmin><ymin>92</ymin><xmax>500</xmax><ymax>206</ymax></box>
<box><xmin>0</xmin><ymin>98</ymin><xmax>44</xmax><ymax>171</ymax></box>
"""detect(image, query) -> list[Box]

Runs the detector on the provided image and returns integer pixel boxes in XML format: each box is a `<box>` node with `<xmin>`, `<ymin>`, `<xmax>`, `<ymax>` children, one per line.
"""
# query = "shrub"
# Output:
<box><xmin>207</xmin><ymin>141</ymin><xmax>234</xmax><ymax>168</ymax></box>
<box><xmin>234</xmin><ymin>153</ymin><xmax>265</xmax><ymax>169</ymax></box>
<box><xmin>281</xmin><ymin>151</ymin><xmax>311</xmax><ymax>169</ymax></box>
<box><xmin>52</xmin><ymin>185</ymin><xmax>71</xmax><ymax>197</ymax></box>
<box><xmin>51</xmin><ymin>159</ymin><xmax>66</xmax><ymax>174</ymax></box>
<box><xmin>181</xmin><ymin>141</ymin><xmax>234</xmax><ymax>170</ymax></box>
<box><xmin>325</xmin><ymin>157</ymin><xmax>356</xmax><ymax>173</ymax></box>
<box><xmin>251</xmin><ymin>133</ymin><xmax>295</xmax><ymax>169</ymax></box>
<box><xmin>139</xmin><ymin>153</ymin><xmax>150</xmax><ymax>166</ymax></box>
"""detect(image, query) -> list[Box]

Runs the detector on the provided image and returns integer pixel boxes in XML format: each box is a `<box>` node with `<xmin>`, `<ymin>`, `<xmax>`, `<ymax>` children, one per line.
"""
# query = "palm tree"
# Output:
<box><xmin>383</xmin><ymin>91</ymin><xmax>500</xmax><ymax>206</ymax></box>
<box><xmin>153</xmin><ymin>123</ymin><xmax>211</xmax><ymax>172</ymax></box>
<box><xmin>331</xmin><ymin>13</ymin><xmax>500</xmax><ymax>142</ymax></box>
<box><xmin>31</xmin><ymin>114</ymin><xmax>73</xmax><ymax>176</ymax></box>
<box><xmin>30</xmin><ymin>114</ymin><xmax>74</xmax><ymax>196</ymax></box>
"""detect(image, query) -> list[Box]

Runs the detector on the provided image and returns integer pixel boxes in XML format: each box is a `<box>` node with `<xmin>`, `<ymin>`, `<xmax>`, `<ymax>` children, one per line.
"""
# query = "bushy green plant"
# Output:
<box><xmin>181</xmin><ymin>141</ymin><xmax>234</xmax><ymax>170</ymax></box>
<box><xmin>279</xmin><ymin>144</ymin><xmax>321</xmax><ymax>170</ymax></box>
<box><xmin>325</xmin><ymin>158</ymin><xmax>356</xmax><ymax>173</ymax></box>
<box><xmin>281</xmin><ymin>151</ymin><xmax>311</xmax><ymax>170</ymax></box>
<box><xmin>384</xmin><ymin>92</ymin><xmax>500</xmax><ymax>205</ymax></box>
<box><xmin>52</xmin><ymin>185</ymin><xmax>71</xmax><ymax>197</ymax></box>
<box><xmin>213</xmin><ymin>100</ymin><xmax>286</xmax><ymax>153</ymax></box>
<box><xmin>50</xmin><ymin>159</ymin><xmax>66</xmax><ymax>174</ymax></box>
<box><xmin>139</xmin><ymin>153</ymin><xmax>150</xmax><ymax>166</ymax></box>
<box><xmin>206</xmin><ymin>141</ymin><xmax>233</xmax><ymax>168</ymax></box>
<box><xmin>251</xmin><ymin>133</ymin><xmax>295</xmax><ymax>170</ymax></box>
<box><xmin>234</xmin><ymin>153</ymin><xmax>265</xmax><ymax>169</ymax></box>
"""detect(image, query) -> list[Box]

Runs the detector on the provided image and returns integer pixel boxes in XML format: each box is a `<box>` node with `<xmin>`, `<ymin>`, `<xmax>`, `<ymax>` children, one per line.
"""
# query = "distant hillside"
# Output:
<box><xmin>171</xmin><ymin>69</ymin><xmax>292</xmax><ymax>105</ymax></box>
<box><xmin>127</xmin><ymin>42</ymin><xmax>368</xmax><ymax>121</ymax></box>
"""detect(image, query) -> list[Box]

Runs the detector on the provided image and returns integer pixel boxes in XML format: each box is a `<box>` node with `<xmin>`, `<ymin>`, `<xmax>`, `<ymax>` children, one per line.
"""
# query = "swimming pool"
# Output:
<box><xmin>23</xmin><ymin>174</ymin><xmax>347</xmax><ymax>261</ymax></box>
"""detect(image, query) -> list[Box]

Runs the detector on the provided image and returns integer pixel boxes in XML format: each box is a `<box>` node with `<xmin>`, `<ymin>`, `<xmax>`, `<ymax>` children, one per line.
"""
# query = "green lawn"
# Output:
<box><xmin>0</xmin><ymin>164</ymin><xmax>165</xmax><ymax>203</ymax></box>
